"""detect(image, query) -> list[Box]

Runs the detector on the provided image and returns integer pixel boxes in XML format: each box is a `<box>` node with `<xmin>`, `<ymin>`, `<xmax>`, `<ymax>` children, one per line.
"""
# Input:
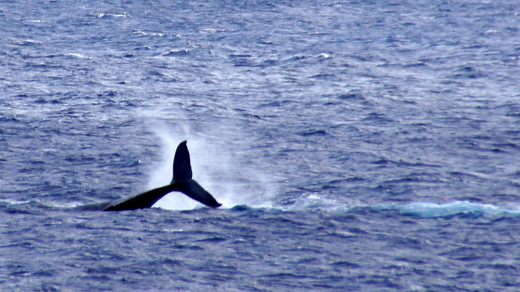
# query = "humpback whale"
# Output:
<box><xmin>103</xmin><ymin>140</ymin><xmax>221</xmax><ymax>211</ymax></box>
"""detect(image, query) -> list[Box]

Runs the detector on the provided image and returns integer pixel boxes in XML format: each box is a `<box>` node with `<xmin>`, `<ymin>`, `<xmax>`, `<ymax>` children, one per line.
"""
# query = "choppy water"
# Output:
<box><xmin>1</xmin><ymin>0</ymin><xmax>520</xmax><ymax>290</ymax></box>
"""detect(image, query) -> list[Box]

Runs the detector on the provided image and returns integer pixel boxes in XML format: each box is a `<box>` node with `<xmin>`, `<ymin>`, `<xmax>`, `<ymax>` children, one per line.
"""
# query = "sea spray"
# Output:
<box><xmin>143</xmin><ymin>121</ymin><xmax>276</xmax><ymax>210</ymax></box>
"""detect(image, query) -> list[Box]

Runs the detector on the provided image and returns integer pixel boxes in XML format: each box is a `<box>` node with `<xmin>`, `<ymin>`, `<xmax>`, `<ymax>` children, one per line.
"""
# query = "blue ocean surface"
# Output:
<box><xmin>1</xmin><ymin>0</ymin><xmax>520</xmax><ymax>290</ymax></box>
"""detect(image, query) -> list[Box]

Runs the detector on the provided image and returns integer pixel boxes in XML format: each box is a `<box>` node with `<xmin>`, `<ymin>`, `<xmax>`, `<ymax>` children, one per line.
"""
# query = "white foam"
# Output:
<box><xmin>282</xmin><ymin>194</ymin><xmax>347</xmax><ymax>212</ymax></box>
<box><xmin>377</xmin><ymin>201</ymin><xmax>520</xmax><ymax>218</ymax></box>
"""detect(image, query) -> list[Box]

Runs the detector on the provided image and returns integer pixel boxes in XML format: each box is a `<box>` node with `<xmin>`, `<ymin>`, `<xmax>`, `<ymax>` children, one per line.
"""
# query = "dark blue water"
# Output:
<box><xmin>2</xmin><ymin>0</ymin><xmax>520</xmax><ymax>290</ymax></box>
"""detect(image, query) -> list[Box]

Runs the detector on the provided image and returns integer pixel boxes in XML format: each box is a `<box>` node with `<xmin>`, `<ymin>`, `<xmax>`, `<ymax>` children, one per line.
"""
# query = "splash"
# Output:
<box><xmin>143</xmin><ymin>121</ymin><xmax>276</xmax><ymax>210</ymax></box>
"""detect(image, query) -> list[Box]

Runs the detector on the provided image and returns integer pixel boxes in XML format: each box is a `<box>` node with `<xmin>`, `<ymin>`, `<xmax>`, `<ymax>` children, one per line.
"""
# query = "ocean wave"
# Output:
<box><xmin>374</xmin><ymin>201</ymin><xmax>520</xmax><ymax>218</ymax></box>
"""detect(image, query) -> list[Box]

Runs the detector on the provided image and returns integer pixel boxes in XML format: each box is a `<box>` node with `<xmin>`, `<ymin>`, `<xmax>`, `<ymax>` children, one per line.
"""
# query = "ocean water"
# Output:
<box><xmin>1</xmin><ymin>0</ymin><xmax>520</xmax><ymax>290</ymax></box>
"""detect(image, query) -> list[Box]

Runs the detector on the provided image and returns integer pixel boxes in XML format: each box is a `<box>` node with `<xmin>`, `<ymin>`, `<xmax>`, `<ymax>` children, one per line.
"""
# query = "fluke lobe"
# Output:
<box><xmin>103</xmin><ymin>140</ymin><xmax>221</xmax><ymax>211</ymax></box>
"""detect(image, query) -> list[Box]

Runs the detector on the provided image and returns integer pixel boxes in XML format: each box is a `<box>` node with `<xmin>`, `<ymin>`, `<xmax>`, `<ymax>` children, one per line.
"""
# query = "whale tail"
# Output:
<box><xmin>171</xmin><ymin>141</ymin><xmax>221</xmax><ymax>208</ymax></box>
<box><xmin>171</xmin><ymin>140</ymin><xmax>193</xmax><ymax>184</ymax></box>
<box><xmin>104</xmin><ymin>140</ymin><xmax>221</xmax><ymax>211</ymax></box>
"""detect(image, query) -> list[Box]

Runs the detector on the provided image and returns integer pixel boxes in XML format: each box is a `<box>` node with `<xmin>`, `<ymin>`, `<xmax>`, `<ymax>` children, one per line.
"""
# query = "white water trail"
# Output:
<box><xmin>376</xmin><ymin>201</ymin><xmax>520</xmax><ymax>218</ymax></box>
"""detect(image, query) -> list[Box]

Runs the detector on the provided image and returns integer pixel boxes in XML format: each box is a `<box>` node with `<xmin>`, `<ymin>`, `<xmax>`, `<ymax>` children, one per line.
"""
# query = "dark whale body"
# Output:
<box><xmin>102</xmin><ymin>140</ymin><xmax>221</xmax><ymax>211</ymax></box>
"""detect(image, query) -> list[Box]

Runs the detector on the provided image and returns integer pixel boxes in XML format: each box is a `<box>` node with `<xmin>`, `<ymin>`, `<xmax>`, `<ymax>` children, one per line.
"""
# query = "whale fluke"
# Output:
<box><xmin>103</xmin><ymin>185</ymin><xmax>178</xmax><ymax>211</ymax></box>
<box><xmin>103</xmin><ymin>140</ymin><xmax>221</xmax><ymax>211</ymax></box>
<box><xmin>172</xmin><ymin>140</ymin><xmax>192</xmax><ymax>183</ymax></box>
<box><xmin>176</xmin><ymin>179</ymin><xmax>221</xmax><ymax>208</ymax></box>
